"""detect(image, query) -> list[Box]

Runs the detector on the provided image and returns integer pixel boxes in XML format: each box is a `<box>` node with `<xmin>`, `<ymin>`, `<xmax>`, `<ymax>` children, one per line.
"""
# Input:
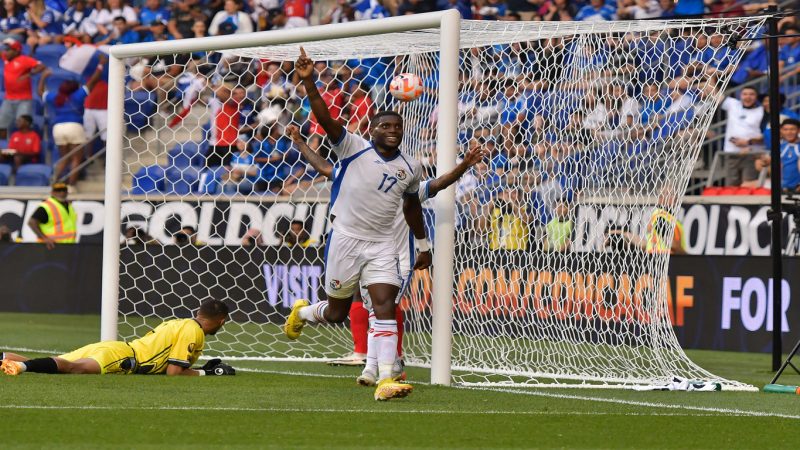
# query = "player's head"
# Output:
<box><xmin>196</xmin><ymin>299</ymin><xmax>230</xmax><ymax>335</ymax></box>
<box><xmin>370</xmin><ymin>110</ymin><xmax>404</xmax><ymax>151</ymax></box>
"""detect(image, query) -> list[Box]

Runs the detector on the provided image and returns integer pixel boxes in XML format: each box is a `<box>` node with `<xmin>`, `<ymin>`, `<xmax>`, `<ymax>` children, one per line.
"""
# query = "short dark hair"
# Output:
<box><xmin>113</xmin><ymin>16</ymin><xmax>127</xmax><ymax>23</ymax></box>
<box><xmin>781</xmin><ymin>118</ymin><xmax>800</xmax><ymax>128</ymax></box>
<box><xmin>18</xmin><ymin>114</ymin><xmax>32</xmax><ymax>125</ymax></box>
<box><xmin>740</xmin><ymin>86</ymin><xmax>759</xmax><ymax>95</ymax></box>
<box><xmin>198</xmin><ymin>299</ymin><xmax>229</xmax><ymax>319</ymax></box>
<box><xmin>370</xmin><ymin>110</ymin><xmax>402</xmax><ymax>126</ymax></box>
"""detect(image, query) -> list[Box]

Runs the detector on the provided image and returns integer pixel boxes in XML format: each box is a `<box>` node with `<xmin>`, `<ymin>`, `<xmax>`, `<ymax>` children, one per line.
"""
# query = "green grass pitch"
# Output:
<box><xmin>1</xmin><ymin>313</ymin><xmax>799</xmax><ymax>449</ymax></box>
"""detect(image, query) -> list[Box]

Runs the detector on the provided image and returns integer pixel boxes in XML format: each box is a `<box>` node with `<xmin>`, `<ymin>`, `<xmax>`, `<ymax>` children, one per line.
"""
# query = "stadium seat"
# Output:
<box><xmin>165</xmin><ymin>166</ymin><xmax>201</xmax><ymax>195</ymax></box>
<box><xmin>15</xmin><ymin>164</ymin><xmax>52</xmax><ymax>186</ymax></box>
<box><xmin>0</xmin><ymin>163</ymin><xmax>11</xmax><ymax>186</ymax></box>
<box><xmin>131</xmin><ymin>165</ymin><xmax>166</xmax><ymax>194</ymax></box>
<box><xmin>33</xmin><ymin>44</ymin><xmax>68</xmax><ymax>69</ymax></box>
<box><xmin>198</xmin><ymin>166</ymin><xmax>225</xmax><ymax>194</ymax></box>
<box><xmin>734</xmin><ymin>187</ymin><xmax>754</xmax><ymax>195</ymax></box>
<box><xmin>168</xmin><ymin>141</ymin><xmax>204</xmax><ymax>168</ymax></box>
<box><xmin>125</xmin><ymin>91</ymin><xmax>157</xmax><ymax>132</ymax></box>
<box><xmin>752</xmin><ymin>187</ymin><xmax>771</xmax><ymax>195</ymax></box>
<box><xmin>702</xmin><ymin>187</ymin><xmax>721</xmax><ymax>196</ymax></box>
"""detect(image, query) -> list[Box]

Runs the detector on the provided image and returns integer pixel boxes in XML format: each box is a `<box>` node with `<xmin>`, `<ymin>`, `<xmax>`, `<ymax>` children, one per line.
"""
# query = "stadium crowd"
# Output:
<box><xmin>0</xmin><ymin>0</ymin><xmax>799</xmax><ymax>251</ymax></box>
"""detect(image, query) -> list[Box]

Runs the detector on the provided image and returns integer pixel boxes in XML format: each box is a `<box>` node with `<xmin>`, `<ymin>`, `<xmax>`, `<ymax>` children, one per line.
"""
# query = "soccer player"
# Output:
<box><xmin>286</xmin><ymin>125</ymin><xmax>487</xmax><ymax>385</ymax></box>
<box><xmin>283</xmin><ymin>47</ymin><xmax>430</xmax><ymax>401</ymax></box>
<box><xmin>1</xmin><ymin>299</ymin><xmax>235</xmax><ymax>376</ymax></box>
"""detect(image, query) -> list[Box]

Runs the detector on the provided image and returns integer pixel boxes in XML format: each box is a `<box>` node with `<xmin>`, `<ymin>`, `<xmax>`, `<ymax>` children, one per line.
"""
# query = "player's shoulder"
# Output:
<box><xmin>334</xmin><ymin>130</ymin><xmax>370</xmax><ymax>150</ymax></box>
<box><xmin>396</xmin><ymin>151</ymin><xmax>423</xmax><ymax>173</ymax></box>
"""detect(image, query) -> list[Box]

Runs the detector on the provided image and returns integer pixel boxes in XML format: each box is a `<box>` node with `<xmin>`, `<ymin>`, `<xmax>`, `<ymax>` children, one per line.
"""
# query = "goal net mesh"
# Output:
<box><xmin>117</xmin><ymin>17</ymin><xmax>764</xmax><ymax>389</ymax></box>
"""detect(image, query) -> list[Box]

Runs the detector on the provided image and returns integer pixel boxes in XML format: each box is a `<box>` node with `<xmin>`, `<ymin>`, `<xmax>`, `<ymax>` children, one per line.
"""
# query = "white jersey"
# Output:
<box><xmin>330</xmin><ymin>131</ymin><xmax>422</xmax><ymax>242</ymax></box>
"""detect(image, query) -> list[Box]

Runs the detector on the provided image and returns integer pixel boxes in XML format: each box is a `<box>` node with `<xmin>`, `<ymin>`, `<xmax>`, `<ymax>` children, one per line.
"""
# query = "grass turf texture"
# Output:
<box><xmin>1</xmin><ymin>313</ymin><xmax>798</xmax><ymax>449</ymax></box>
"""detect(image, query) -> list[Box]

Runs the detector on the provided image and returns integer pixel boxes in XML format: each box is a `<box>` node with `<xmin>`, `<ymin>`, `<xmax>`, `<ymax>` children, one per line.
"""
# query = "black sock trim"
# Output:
<box><xmin>24</xmin><ymin>358</ymin><xmax>59</xmax><ymax>374</ymax></box>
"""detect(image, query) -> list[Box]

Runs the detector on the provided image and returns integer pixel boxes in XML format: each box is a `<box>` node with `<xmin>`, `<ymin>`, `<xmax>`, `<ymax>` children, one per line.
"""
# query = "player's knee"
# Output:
<box><xmin>326</xmin><ymin>307</ymin><xmax>350</xmax><ymax>323</ymax></box>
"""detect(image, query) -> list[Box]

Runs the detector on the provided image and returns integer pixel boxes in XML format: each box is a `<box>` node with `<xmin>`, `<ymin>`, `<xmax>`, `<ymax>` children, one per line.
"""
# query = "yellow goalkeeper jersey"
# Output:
<box><xmin>128</xmin><ymin>319</ymin><xmax>205</xmax><ymax>374</ymax></box>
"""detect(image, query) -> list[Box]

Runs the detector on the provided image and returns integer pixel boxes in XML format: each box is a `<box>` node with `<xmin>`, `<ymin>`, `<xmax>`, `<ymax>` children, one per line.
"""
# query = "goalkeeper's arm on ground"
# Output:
<box><xmin>197</xmin><ymin>358</ymin><xmax>236</xmax><ymax>376</ymax></box>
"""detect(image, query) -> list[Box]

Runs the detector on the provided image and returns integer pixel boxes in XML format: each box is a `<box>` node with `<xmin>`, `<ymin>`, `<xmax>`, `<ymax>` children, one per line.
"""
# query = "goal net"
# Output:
<box><xmin>108</xmin><ymin>15</ymin><xmax>764</xmax><ymax>390</ymax></box>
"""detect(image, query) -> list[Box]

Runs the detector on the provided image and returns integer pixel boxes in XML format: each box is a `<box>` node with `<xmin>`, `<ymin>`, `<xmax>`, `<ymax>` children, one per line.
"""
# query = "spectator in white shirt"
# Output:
<box><xmin>208</xmin><ymin>0</ymin><xmax>253</xmax><ymax>36</ymax></box>
<box><xmin>720</xmin><ymin>86</ymin><xmax>764</xmax><ymax>186</ymax></box>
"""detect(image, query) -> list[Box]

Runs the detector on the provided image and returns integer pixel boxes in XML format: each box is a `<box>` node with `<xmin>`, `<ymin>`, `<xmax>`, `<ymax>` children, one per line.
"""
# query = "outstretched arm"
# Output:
<box><xmin>426</xmin><ymin>144</ymin><xmax>487</xmax><ymax>198</ymax></box>
<box><xmin>295</xmin><ymin>47</ymin><xmax>344</xmax><ymax>144</ymax></box>
<box><xmin>286</xmin><ymin>124</ymin><xmax>334</xmax><ymax>179</ymax></box>
<box><xmin>166</xmin><ymin>364</ymin><xmax>202</xmax><ymax>376</ymax></box>
<box><xmin>403</xmin><ymin>194</ymin><xmax>431</xmax><ymax>270</ymax></box>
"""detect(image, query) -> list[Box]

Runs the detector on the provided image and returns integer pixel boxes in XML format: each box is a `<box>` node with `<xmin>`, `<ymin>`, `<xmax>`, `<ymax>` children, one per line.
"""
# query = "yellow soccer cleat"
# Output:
<box><xmin>283</xmin><ymin>299</ymin><xmax>310</xmax><ymax>340</ymax></box>
<box><xmin>374</xmin><ymin>378</ymin><xmax>413</xmax><ymax>401</ymax></box>
<box><xmin>0</xmin><ymin>359</ymin><xmax>23</xmax><ymax>376</ymax></box>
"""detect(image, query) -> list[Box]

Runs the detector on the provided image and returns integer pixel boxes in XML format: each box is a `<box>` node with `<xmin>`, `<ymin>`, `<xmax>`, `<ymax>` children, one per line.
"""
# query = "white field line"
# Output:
<box><xmin>0</xmin><ymin>404</ymin><xmax>757</xmax><ymax>417</ymax></box>
<box><xmin>4</xmin><ymin>347</ymin><xmax>796</xmax><ymax>420</ymax></box>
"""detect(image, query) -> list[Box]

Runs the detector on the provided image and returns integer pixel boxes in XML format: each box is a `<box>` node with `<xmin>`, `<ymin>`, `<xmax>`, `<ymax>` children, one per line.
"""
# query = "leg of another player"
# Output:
<box><xmin>349</xmin><ymin>299</ymin><xmax>369</xmax><ymax>356</ymax></box>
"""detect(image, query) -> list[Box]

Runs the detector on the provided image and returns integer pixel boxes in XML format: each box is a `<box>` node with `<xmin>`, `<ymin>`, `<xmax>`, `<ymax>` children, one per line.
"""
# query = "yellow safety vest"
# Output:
<box><xmin>646</xmin><ymin>207</ymin><xmax>683</xmax><ymax>254</ymax></box>
<box><xmin>38</xmin><ymin>197</ymin><xmax>77</xmax><ymax>243</ymax></box>
<box><xmin>489</xmin><ymin>207</ymin><xmax>528</xmax><ymax>251</ymax></box>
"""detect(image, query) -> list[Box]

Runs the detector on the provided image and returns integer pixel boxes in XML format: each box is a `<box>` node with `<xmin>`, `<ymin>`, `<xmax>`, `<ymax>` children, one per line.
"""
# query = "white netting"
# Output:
<box><xmin>116</xmin><ymin>18</ymin><xmax>765</xmax><ymax>390</ymax></box>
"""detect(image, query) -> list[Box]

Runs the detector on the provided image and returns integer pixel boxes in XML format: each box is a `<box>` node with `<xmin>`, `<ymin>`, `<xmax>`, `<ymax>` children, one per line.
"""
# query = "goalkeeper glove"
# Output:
<box><xmin>200</xmin><ymin>359</ymin><xmax>236</xmax><ymax>376</ymax></box>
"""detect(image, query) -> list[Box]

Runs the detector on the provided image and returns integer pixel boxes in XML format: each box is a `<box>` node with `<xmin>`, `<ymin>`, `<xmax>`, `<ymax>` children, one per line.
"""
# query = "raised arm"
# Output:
<box><xmin>286</xmin><ymin>125</ymin><xmax>334</xmax><ymax>179</ymax></box>
<box><xmin>295</xmin><ymin>47</ymin><xmax>344</xmax><ymax>144</ymax></box>
<box><xmin>426</xmin><ymin>144</ymin><xmax>487</xmax><ymax>198</ymax></box>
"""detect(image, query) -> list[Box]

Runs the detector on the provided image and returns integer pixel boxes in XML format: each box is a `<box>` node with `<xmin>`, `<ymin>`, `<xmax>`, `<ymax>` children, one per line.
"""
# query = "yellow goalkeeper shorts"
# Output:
<box><xmin>58</xmin><ymin>341</ymin><xmax>136</xmax><ymax>375</ymax></box>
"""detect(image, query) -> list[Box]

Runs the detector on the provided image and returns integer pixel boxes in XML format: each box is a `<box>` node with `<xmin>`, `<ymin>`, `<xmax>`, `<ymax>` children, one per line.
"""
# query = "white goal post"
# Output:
<box><xmin>101</xmin><ymin>10</ymin><xmax>463</xmax><ymax>383</ymax></box>
<box><xmin>101</xmin><ymin>12</ymin><xmax>765</xmax><ymax>391</ymax></box>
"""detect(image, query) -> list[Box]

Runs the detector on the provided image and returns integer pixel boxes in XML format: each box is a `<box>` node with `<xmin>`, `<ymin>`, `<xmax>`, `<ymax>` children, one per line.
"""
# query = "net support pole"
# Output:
<box><xmin>100</xmin><ymin>55</ymin><xmax>126</xmax><ymax>341</ymax></box>
<box><xmin>767</xmin><ymin>7</ymin><xmax>783</xmax><ymax>371</ymax></box>
<box><xmin>430</xmin><ymin>8</ymin><xmax>461</xmax><ymax>386</ymax></box>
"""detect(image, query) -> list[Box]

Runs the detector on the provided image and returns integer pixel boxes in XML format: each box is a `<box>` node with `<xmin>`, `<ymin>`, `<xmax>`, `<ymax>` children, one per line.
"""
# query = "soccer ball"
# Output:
<box><xmin>389</xmin><ymin>73</ymin><xmax>423</xmax><ymax>102</ymax></box>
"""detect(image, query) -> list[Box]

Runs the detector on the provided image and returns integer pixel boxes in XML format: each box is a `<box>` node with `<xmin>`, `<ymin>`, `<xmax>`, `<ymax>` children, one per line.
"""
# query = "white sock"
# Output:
<box><xmin>373</xmin><ymin>319</ymin><xmax>398</xmax><ymax>382</ymax></box>
<box><xmin>299</xmin><ymin>301</ymin><xmax>328</xmax><ymax>324</ymax></box>
<box><xmin>363</xmin><ymin>314</ymin><xmax>377</xmax><ymax>376</ymax></box>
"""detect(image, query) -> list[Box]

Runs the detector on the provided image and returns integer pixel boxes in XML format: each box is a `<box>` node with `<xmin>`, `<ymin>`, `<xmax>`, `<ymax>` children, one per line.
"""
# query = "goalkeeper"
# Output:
<box><xmin>1</xmin><ymin>299</ymin><xmax>235</xmax><ymax>377</ymax></box>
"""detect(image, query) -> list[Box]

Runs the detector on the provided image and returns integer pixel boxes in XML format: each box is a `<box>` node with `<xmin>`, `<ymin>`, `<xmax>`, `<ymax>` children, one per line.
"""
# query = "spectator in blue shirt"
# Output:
<box><xmin>141</xmin><ymin>19</ymin><xmax>173</xmax><ymax>41</ymax></box>
<box><xmin>26</xmin><ymin>0</ymin><xmax>63</xmax><ymax>46</ymax></box>
<box><xmin>756</xmin><ymin>119</ymin><xmax>800</xmax><ymax>193</ymax></box>
<box><xmin>731</xmin><ymin>44</ymin><xmax>768</xmax><ymax>85</ymax></box>
<box><xmin>39</xmin><ymin>65</ymin><xmax>102</xmax><ymax>186</ymax></box>
<box><xmin>222</xmin><ymin>139</ymin><xmax>260</xmax><ymax>195</ymax></box>
<box><xmin>62</xmin><ymin>0</ymin><xmax>97</xmax><ymax>39</ymax></box>
<box><xmin>0</xmin><ymin>0</ymin><xmax>30</xmax><ymax>41</ymax></box>
<box><xmin>136</xmin><ymin>0</ymin><xmax>169</xmax><ymax>32</ymax></box>
<box><xmin>673</xmin><ymin>0</ymin><xmax>704</xmax><ymax>16</ymax></box>
<box><xmin>477</xmin><ymin>0</ymin><xmax>507</xmax><ymax>20</ymax></box>
<box><xmin>253</xmin><ymin>125</ymin><xmax>297</xmax><ymax>192</ymax></box>
<box><xmin>575</xmin><ymin>0</ymin><xmax>616</xmax><ymax>21</ymax></box>
<box><xmin>97</xmin><ymin>15</ymin><xmax>140</xmax><ymax>45</ymax></box>
<box><xmin>778</xmin><ymin>25</ymin><xmax>800</xmax><ymax>72</ymax></box>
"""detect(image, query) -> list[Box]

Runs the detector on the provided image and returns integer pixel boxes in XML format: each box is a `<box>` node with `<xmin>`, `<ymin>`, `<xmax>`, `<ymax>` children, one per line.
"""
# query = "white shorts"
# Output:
<box><xmin>360</xmin><ymin>250</ymin><xmax>412</xmax><ymax>310</ymax></box>
<box><xmin>53</xmin><ymin>122</ymin><xmax>87</xmax><ymax>146</ymax></box>
<box><xmin>324</xmin><ymin>231</ymin><xmax>403</xmax><ymax>299</ymax></box>
<box><xmin>84</xmin><ymin>109</ymin><xmax>108</xmax><ymax>141</ymax></box>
